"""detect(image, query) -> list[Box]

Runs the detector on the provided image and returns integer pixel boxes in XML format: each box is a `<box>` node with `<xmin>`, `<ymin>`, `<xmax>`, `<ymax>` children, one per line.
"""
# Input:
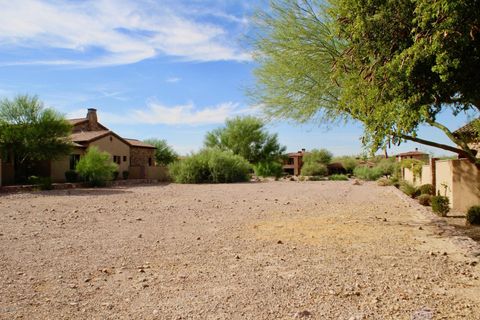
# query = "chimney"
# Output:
<box><xmin>302</xmin><ymin>148</ymin><xmax>306</xmax><ymax>152</ymax></box>
<box><xmin>415</xmin><ymin>148</ymin><xmax>418</xmax><ymax>151</ymax></box>
<box><xmin>87</xmin><ymin>108</ymin><xmax>98</xmax><ymax>130</ymax></box>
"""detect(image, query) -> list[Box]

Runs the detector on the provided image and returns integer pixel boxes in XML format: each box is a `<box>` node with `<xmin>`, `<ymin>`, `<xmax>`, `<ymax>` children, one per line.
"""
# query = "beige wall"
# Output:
<box><xmin>421</xmin><ymin>165</ymin><xmax>432</xmax><ymax>185</ymax></box>
<box><xmin>403</xmin><ymin>167</ymin><xmax>422</xmax><ymax>187</ymax></box>
<box><xmin>90</xmin><ymin>134</ymin><xmax>130</xmax><ymax>173</ymax></box>
<box><xmin>50</xmin><ymin>148</ymin><xmax>85</xmax><ymax>182</ymax></box>
<box><xmin>145</xmin><ymin>165</ymin><xmax>168</xmax><ymax>181</ymax></box>
<box><xmin>435</xmin><ymin>160</ymin><xmax>454</xmax><ymax>201</ymax></box>
<box><xmin>451</xmin><ymin>159</ymin><xmax>480</xmax><ymax>212</ymax></box>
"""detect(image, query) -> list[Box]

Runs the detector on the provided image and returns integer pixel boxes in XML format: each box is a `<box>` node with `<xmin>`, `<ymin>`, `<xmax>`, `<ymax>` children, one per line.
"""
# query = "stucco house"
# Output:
<box><xmin>0</xmin><ymin>108</ymin><xmax>164</xmax><ymax>186</ymax></box>
<box><xmin>395</xmin><ymin>148</ymin><xmax>430</xmax><ymax>163</ymax></box>
<box><xmin>282</xmin><ymin>149</ymin><xmax>306</xmax><ymax>176</ymax></box>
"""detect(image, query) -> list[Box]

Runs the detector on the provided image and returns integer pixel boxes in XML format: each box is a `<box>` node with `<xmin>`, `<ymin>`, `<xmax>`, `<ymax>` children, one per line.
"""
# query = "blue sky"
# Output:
<box><xmin>0</xmin><ymin>0</ymin><xmax>474</xmax><ymax>156</ymax></box>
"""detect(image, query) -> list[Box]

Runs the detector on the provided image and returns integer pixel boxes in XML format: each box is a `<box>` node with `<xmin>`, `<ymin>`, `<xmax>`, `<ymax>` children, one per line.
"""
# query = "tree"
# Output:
<box><xmin>252</xmin><ymin>0</ymin><xmax>480</xmax><ymax>164</ymax></box>
<box><xmin>300</xmin><ymin>148</ymin><xmax>332</xmax><ymax>176</ymax></box>
<box><xmin>0</xmin><ymin>95</ymin><xmax>72</xmax><ymax>181</ymax></box>
<box><xmin>143</xmin><ymin>138</ymin><xmax>178</xmax><ymax>165</ymax></box>
<box><xmin>204</xmin><ymin>116</ymin><xmax>286</xmax><ymax>164</ymax></box>
<box><xmin>76</xmin><ymin>146</ymin><xmax>118</xmax><ymax>187</ymax></box>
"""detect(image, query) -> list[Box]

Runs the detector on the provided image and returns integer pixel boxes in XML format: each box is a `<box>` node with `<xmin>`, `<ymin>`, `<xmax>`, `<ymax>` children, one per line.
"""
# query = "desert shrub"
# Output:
<box><xmin>377</xmin><ymin>177</ymin><xmax>393</xmax><ymax>186</ymax></box>
<box><xmin>76</xmin><ymin>146</ymin><xmax>118</xmax><ymax>187</ymax></box>
<box><xmin>303</xmin><ymin>148</ymin><xmax>333</xmax><ymax>165</ymax></box>
<box><xmin>168</xmin><ymin>148</ymin><xmax>251</xmax><ymax>183</ymax></box>
<box><xmin>329</xmin><ymin>174</ymin><xmax>348</xmax><ymax>181</ymax></box>
<box><xmin>337</xmin><ymin>156</ymin><xmax>358</xmax><ymax>174</ymax></box>
<box><xmin>353</xmin><ymin>166</ymin><xmax>383</xmax><ymax>181</ymax></box>
<box><xmin>64</xmin><ymin>170</ymin><xmax>78</xmax><ymax>183</ymax></box>
<box><xmin>399</xmin><ymin>181</ymin><xmax>419</xmax><ymax>198</ymax></box>
<box><xmin>466</xmin><ymin>206</ymin><xmax>480</xmax><ymax>225</ymax></box>
<box><xmin>122</xmin><ymin>170</ymin><xmax>129</xmax><ymax>180</ymax></box>
<box><xmin>298</xmin><ymin>175</ymin><xmax>306</xmax><ymax>181</ymax></box>
<box><xmin>376</xmin><ymin>158</ymin><xmax>398</xmax><ymax>177</ymax></box>
<box><xmin>417</xmin><ymin>194</ymin><xmax>432</xmax><ymax>206</ymax></box>
<box><xmin>301</xmin><ymin>161</ymin><xmax>327</xmax><ymax>176</ymax></box>
<box><xmin>419</xmin><ymin>184</ymin><xmax>434</xmax><ymax>195</ymax></box>
<box><xmin>431</xmin><ymin>196</ymin><xmax>450</xmax><ymax>216</ymax></box>
<box><xmin>28</xmin><ymin>176</ymin><xmax>53</xmax><ymax>190</ymax></box>
<box><xmin>254</xmin><ymin>161</ymin><xmax>283</xmax><ymax>178</ymax></box>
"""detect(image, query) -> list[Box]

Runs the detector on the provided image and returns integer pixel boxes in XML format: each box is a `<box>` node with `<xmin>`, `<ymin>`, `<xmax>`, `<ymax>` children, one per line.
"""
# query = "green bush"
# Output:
<box><xmin>399</xmin><ymin>181</ymin><xmax>420</xmax><ymax>198</ymax></box>
<box><xmin>337</xmin><ymin>156</ymin><xmax>358</xmax><ymax>174</ymax></box>
<box><xmin>376</xmin><ymin>158</ymin><xmax>398</xmax><ymax>177</ymax></box>
<box><xmin>122</xmin><ymin>170</ymin><xmax>129</xmax><ymax>180</ymax></box>
<box><xmin>76</xmin><ymin>146</ymin><xmax>118</xmax><ymax>187</ymax></box>
<box><xmin>254</xmin><ymin>161</ymin><xmax>283</xmax><ymax>178</ymax></box>
<box><xmin>28</xmin><ymin>176</ymin><xmax>53</xmax><ymax>190</ymax></box>
<box><xmin>168</xmin><ymin>148</ymin><xmax>251</xmax><ymax>183</ymax></box>
<box><xmin>431</xmin><ymin>196</ymin><xmax>450</xmax><ymax>216</ymax></box>
<box><xmin>417</xmin><ymin>194</ymin><xmax>432</xmax><ymax>206</ymax></box>
<box><xmin>301</xmin><ymin>161</ymin><xmax>327</xmax><ymax>176</ymax></box>
<box><xmin>303</xmin><ymin>149</ymin><xmax>332</xmax><ymax>165</ymax></box>
<box><xmin>419</xmin><ymin>184</ymin><xmax>434</xmax><ymax>195</ymax></box>
<box><xmin>329</xmin><ymin>174</ymin><xmax>349</xmax><ymax>181</ymax></box>
<box><xmin>64</xmin><ymin>170</ymin><xmax>78</xmax><ymax>183</ymax></box>
<box><xmin>466</xmin><ymin>206</ymin><xmax>480</xmax><ymax>225</ymax></box>
<box><xmin>353</xmin><ymin>166</ymin><xmax>383</xmax><ymax>181</ymax></box>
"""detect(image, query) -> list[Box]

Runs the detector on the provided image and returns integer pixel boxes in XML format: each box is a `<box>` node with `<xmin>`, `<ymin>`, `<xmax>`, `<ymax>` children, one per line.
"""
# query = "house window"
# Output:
<box><xmin>113</xmin><ymin>155</ymin><xmax>121</xmax><ymax>164</ymax></box>
<box><xmin>69</xmin><ymin>154</ymin><xmax>81</xmax><ymax>170</ymax></box>
<box><xmin>110</xmin><ymin>136</ymin><xmax>113</xmax><ymax>142</ymax></box>
<box><xmin>148</xmin><ymin>157</ymin><xmax>152</xmax><ymax>166</ymax></box>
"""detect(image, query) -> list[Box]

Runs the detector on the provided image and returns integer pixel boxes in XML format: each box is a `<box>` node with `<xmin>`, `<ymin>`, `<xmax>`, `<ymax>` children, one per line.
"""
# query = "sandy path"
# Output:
<box><xmin>0</xmin><ymin>181</ymin><xmax>479</xmax><ymax>319</ymax></box>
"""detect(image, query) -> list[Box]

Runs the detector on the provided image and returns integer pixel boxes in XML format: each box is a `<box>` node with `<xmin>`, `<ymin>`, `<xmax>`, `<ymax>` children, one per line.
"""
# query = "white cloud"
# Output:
<box><xmin>66</xmin><ymin>99</ymin><xmax>255</xmax><ymax>126</ymax></box>
<box><xmin>133</xmin><ymin>101</ymin><xmax>244</xmax><ymax>125</ymax></box>
<box><xmin>166</xmin><ymin>77</ymin><xmax>181</xmax><ymax>83</ymax></box>
<box><xmin>0</xmin><ymin>0</ymin><xmax>251</xmax><ymax>67</ymax></box>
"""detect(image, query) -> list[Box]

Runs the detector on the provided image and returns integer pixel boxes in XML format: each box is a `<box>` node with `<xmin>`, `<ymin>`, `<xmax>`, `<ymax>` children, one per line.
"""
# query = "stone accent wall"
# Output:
<box><xmin>130</xmin><ymin>147</ymin><xmax>155</xmax><ymax>167</ymax></box>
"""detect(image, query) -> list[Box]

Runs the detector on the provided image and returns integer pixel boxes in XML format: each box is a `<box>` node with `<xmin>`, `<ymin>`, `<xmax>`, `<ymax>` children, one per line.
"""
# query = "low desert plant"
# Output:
<box><xmin>329</xmin><ymin>174</ymin><xmax>348</xmax><ymax>181</ymax></box>
<box><xmin>308</xmin><ymin>175</ymin><xmax>325</xmax><ymax>181</ymax></box>
<box><xmin>168</xmin><ymin>148</ymin><xmax>251</xmax><ymax>184</ymax></box>
<box><xmin>28</xmin><ymin>176</ymin><xmax>53</xmax><ymax>190</ymax></box>
<box><xmin>377</xmin><ymin>177</ymin><xmax>393</xmax><ymax>186</ymax></box>
<box><xmin>431</xmin><ymin>196</ymin><xmax>450</xmax><ymax>216</ymax></box>
<box><xmin>353</xmin><ymin>166</ymin><xmax>383</xmax><ymax>181</ymax></box>
<box><xmin>466</xmin><ymin>206</ymin><xmax>480</xmax><ymax>225</ymax></box>
<box><xmin>254</xmin><ymin>161</ymin><xmax>283</xmax><ymax>178</ymax></box>
<box><xmin>76</xmin><ymin>146</ymin><xmax>118</xmax><ymax>187</ymax></box>
<box><xmin>417</xmin><ymin>194</ymin><xmax>432</xmax><ymax>206</ymax></box>
<box><xmin>418</xmin><ymin>184</ymin><xmax>434</xmax><ymax>195</ymax></box>
<box><xmin>399</xmin><ymin>181</ymin><xmax>420</xmax><ymax>198</ymax></box>
<box><xmin>122</xmin><ymin>170</ymin><xmax>129</xmax><ymax>180</ymax></box>
<box><xmin>301</xmin><ymin>161</ymin><xmax>327</xmax><ymax>176</ymax></box>
<box><xmin>64</xmin><ymin>170</ymin><xmax>78</xmax><ymax>183</ymax></box>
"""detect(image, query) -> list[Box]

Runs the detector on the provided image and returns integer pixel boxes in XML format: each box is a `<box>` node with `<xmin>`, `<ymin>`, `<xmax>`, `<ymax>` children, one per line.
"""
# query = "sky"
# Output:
<box><xmin>0</xmin><ymin>0</ymin><xmax>475</xmax><ymax>156</ymax></box>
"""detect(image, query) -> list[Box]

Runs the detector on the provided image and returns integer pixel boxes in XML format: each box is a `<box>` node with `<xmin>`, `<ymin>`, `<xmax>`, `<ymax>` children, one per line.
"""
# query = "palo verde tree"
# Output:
<box><xmin>204</xmin><ymin>116</ymin><xmax>286</xmax><ymax>164</ymax></box>
<box><xmin>252</xmin><ymin>0</ymin><xmax>480</xmax><ymax>164</ymax></box>
<box><xmin>0</xmin><ymin>95</ymin><xmax>72</xmax><ymax>181</ymax></box>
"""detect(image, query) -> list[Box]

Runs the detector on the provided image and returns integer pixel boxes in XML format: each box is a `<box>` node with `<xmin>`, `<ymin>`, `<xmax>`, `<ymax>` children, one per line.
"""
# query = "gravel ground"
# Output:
<box><xmin>1</xmin><ymin>181</ymin><xmax>479</xmax><ymax>320</ymax></box>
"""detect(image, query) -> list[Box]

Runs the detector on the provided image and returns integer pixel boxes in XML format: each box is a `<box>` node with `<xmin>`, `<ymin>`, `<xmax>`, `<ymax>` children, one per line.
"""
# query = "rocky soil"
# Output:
<box><xmin>0</xmin><ymin>181</ymin><xmax>479</xmax><ymax>319</ymax></box>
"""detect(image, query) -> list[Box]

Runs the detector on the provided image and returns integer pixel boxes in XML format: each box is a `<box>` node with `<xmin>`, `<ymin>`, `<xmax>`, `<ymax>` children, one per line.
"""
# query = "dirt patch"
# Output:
<box><xmin>1</xmin><ymin>182</ymin><xmax>479</xmax><ymax>319</ymax></box>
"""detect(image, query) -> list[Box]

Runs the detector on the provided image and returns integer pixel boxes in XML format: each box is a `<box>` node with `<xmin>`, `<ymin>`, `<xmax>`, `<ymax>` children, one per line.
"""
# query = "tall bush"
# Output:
<box><xmin>168</xmin><ymin>148</ymin><xmax>251</xmax><ymax>184</ymax></box>
<box><xmin>431</xmin><ymin>196</ymin><xmax>450</xmax><ymax>217</ymax></box>
<box><xmin>76</xmin><ymin>146</ymin><xmax>118</xmax><ymax>187</ymax></box>
<box><xmin>254</xmin><ymin>161</ymin><xmax>283</xmax><ymax>178</ymax></box>
<box><xmin>353</xmin><ymin>166</ymin><xmax>383</xmax><ymax>181</ymax></box>
<box><xmin>301</xmin><ymin>161</ymin><xmax>327</xmax><ymax>176</ymax></box>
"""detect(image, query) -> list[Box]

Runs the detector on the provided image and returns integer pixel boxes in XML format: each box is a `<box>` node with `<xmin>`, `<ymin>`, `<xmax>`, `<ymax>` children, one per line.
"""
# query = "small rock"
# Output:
<box><xmin>294</xmin><ymin>310</ymin><xmax>312</xmax><ymax>318</ymax></box>
<box><xmin>277</xmin><ymin>240</ymin><xmax>283</xmax><ymax>244</ymax></box>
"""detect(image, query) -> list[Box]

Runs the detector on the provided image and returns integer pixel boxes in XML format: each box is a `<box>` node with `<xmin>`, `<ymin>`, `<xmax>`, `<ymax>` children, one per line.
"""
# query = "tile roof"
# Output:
<box><xmin>68</xmin><ymin>118</ymin><xmax>88</xmax><ymax>125</ymax></box>
<box><xmin>453</xmin><ymin>119</ymin><xmax>479</xmax><ymax>142</ymax></box>
<box><xmin>124</xmin><ymin>139</ymin><xmax>156</xmax><ymax>148</ymax></box>
<box><xmin>396</xmin><ymin>150</ymin><xmax>428</xmax><ymax>157</ymax></box>
<box><xmin>70</xmin><ymin>130</ymin><xmax>110</xmax><ymax>143</ymax></box>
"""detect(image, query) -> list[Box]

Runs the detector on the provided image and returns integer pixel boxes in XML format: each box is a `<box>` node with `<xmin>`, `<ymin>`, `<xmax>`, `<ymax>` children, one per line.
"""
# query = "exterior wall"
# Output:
<box><xmin>130</xmin><ymin>147</ymin><xmax>155</xmax><ymax>167</ymax></box>
<box><xmin>451</xmin><ymin>159</ymin><xmax>480</xmax><ymax>212</ymax></box>
<box><xmin>403</xmin><ymin>167</ymin><xmax>422</xmax><ymax>187</ymax></box>
<box><xmin>421</xmin><ymin>165</ymin><xmax>432</xmax><ymax>185</ymax></box>
<box><xmin>50</xmin><ymin>148</ymin><xmax>85</xmax><ymax>182</ymax></box>
<box><xmin>145</xmin><ymin>165</ymin><xmax>168</xmax><ymax>181</ymax></box>
<box><xmin>89</xmin><ymin>134</ymin><xmax>130</xmax><ymax>173</ymax></box>
<box><xmin>435</xmin><ymin>160</ymin><xmax>454</xmax><ymax>205</ymax></box>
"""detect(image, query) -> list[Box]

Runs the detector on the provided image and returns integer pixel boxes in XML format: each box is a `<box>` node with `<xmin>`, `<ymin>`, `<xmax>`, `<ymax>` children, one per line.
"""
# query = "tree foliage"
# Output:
<box><xmin>143</xmin><ymin>138</ymin><xmax>178</xmax><ymax>165</ymax></box>
<box><xmin>76</xmin><ymin>146</ymin><xmax>118</xmax><ymax>187</ymax></box>
<box><xmin>204</xmin><ymin>116</ymin><xmax>286</xmax><ymax>164</ymax></box>
<box><xmin>252</xmin><ymin>0</ymin><xmax>480</xmax><ymax>164</ymax></box>
<box><xmin>0</xmin><ymin>95</ymin><xmax>72</xmax><ymax>181</ymax></box>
